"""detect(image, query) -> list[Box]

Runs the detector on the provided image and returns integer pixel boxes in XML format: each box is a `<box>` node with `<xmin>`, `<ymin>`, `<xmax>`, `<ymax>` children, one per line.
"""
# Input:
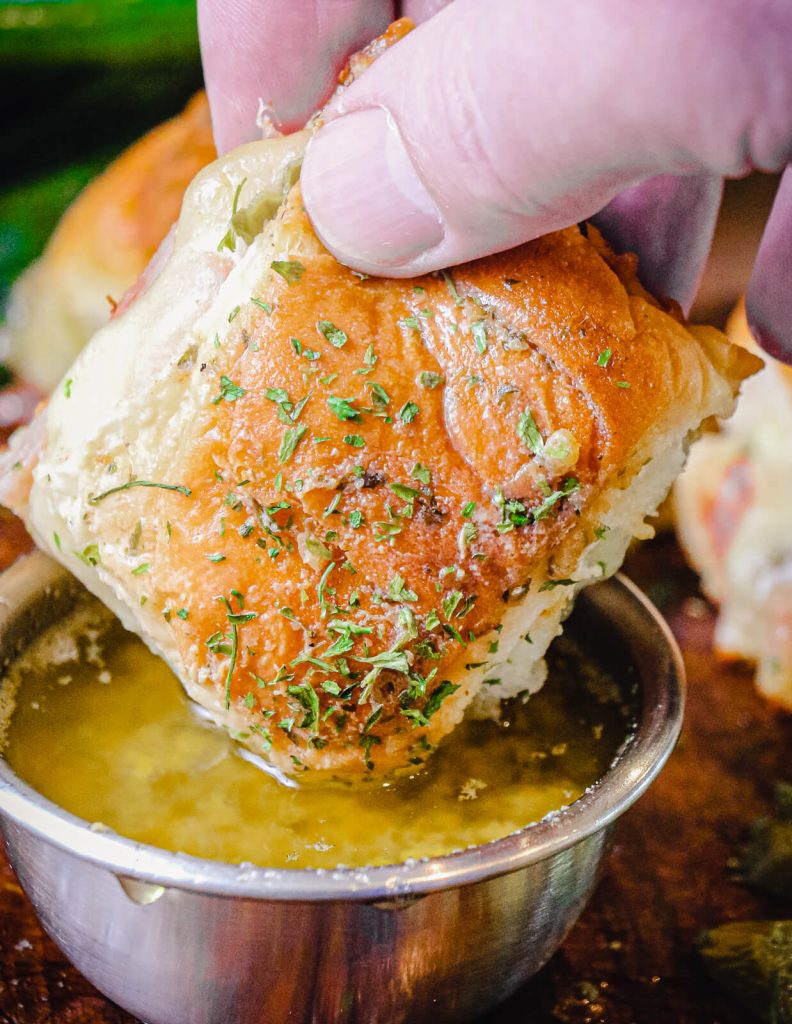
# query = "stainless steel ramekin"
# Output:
<box><xmin>0</xmin><ymin>552</ymin><xmax>684</xmax><ymax>1024</ymax></box>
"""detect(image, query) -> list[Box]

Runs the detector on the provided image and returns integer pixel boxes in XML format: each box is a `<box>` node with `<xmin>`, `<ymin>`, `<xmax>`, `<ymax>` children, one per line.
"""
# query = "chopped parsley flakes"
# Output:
<box><xmin>424</xmin><ymin>680</ymin><xmax>459</xmax><ymax>718</ymax></box>
<box><xmin>212</xmin><ymin>375</ymin><xmax>246</xmax><ymax>404</ymax></box>
<box><xmin>278</xmin><ymin>424</ymin><xmax>307</xmax><ymax>464</ymax></box>
<box><xmin>399</xmin><ymin>401</ymin><xmax>419</xmax><ymax>423</ymax></box>
<box><xmin>89</xmin><ymin>479</ymin><xmax>191</xmax><ymax>504</ymax></box>
<box><xmin>442</xmin><ymin>269</ymin><xmax>463</xmax><ymax>306</ymax></box>
<box><xmin>327</xmin><ymin>395</ymin><xmax>360</xmax><ymax>421</ymax></box>
<box><xmin>418</xmin><ymin>371</ymin><xmax>444</xmax><ymax>389</ymax></box>
<box><xmin>271</xmin><ymin>260</ymin><xmax>305</xmax><ymax>285</ymax></box>
<box><xmin>367</xmin><ymin>382</ymin><xmax>390</xmax><ymax>406</ymax></box>
<box><xmin>316</xmin><ymin>320</ymin><xmax>347</xmax><ymax>348</ymax></box>
<box><xmin>471</xmin><ymin>321</ymin><xmax>488</xmax><ymax>354</ymax></box>
<box><xmin>388</xmin><ymin>575</ymin><xmax>418</xmax><ymax>603</ymax></box>
<box><xmin>538</xmin><ymin>578</ymin><xmax>576</xmax><ymax>591</ymax></box>
<box><xmin>517</xmin><ymin>406</ymin><xmax>544</xmax><ymax>456</ymax></box>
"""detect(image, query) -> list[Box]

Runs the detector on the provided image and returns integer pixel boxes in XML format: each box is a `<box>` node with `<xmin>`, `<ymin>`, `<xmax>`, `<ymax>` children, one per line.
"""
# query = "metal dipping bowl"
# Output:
<box><xmin>0</xmin><ymin>552</ymin><xmax>684</xmax><ymax>1024</ymax></box>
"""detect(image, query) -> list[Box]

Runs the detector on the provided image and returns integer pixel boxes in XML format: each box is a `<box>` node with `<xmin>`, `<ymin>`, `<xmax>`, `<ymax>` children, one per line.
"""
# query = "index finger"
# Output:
<box><xmin>198</xmin><ymin>0</ymin><xmax>394</xmax><ymax>153</ymax></box>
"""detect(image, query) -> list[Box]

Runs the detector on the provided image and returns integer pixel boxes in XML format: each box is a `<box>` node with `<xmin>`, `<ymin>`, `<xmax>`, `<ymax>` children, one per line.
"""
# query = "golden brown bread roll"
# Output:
<box><xmin>1</xmin><ymin>92</ymin><xmax>216</xmax><ymax>391</ymax></box>
<box><xmin>676</xmin><ymin>301</ymin><xmax>791</xmax><ymax>711</ymax></box>
<box><xmin>0</xmin><ymin>109</ymin><xmax>760</xmax><ymax>773</ymax></box>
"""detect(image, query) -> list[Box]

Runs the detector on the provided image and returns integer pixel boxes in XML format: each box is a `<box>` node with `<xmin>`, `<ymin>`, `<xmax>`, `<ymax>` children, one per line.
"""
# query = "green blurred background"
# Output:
<box><xmin>0</xmin><ymin>0</ymin><xmax>203</xmax><ymax>314</ymax></box>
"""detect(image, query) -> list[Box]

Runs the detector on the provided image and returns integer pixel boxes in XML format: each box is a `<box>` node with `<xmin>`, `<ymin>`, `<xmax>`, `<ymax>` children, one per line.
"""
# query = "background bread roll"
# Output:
<box><xmin>1</xmin><ymin>92</ymin><xmax>215</xmax><ymax>392</ymax></box>
<box><xmin>676</xmin><ymin>301</ymin><xmax>792</xmax><ymax>710</ymax></box>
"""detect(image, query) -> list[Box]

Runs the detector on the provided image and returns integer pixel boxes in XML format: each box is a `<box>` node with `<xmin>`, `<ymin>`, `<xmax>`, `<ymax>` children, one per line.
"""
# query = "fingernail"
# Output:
<box><xmin>302</xmin><ymin>108</ymin><xmax>443</xmax><ymax>269</ymax></box>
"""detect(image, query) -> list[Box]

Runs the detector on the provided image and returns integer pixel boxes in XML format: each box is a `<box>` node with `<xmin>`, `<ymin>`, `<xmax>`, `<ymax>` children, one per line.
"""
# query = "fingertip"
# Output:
<box><xmin>302</xmin><ymin>108</ymin><xmax>444</xmax><ymax>274</ymax></box>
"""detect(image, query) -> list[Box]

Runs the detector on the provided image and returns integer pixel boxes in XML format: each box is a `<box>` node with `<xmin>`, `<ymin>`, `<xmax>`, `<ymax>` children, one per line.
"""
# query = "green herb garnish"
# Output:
<box><xmin>212</xmin><ymin>375</ymin><xmax>246</xmax><ymax>404</ymax></box>
<box><xmin>217</xmin><ymin>177</ymin><xmax>247</xmax><ymax>253</ymax></box>
<box><xmin>532</xmin><ymin>476</ymin><xmax>580</xmax><ymax>520</ymax></box>
<box><xmin>271</xmin><ymin>260</ymin><xmax>305</xmax><ymax>284</ymax></box>
<box><xmin>367</xmin><ymin>382</ymin><xmax>390</xmax><ymax>407</ymax></box>
<box><xmin>399</xmin><ymin>401</ymin><xmax>419</xmax><ymax>423</ymax></box>
<box><xmin>390</xmin><ymin>483</ymin><xmax>420</xmax><ymax>502</ymax></box>
<box><xmin>538</xmin><ymin>578</ymin><xmax>576</xmax><ymax>591</ymax></box>
<box><xmin>317</xmin><ymin>320</ymin><xmax>347</xmax><ymax>348</ymax></box>
<box><xmin>223</xmin><ymin>622</ymin><xmax>238</xmax><ymax>709</ymax></box>
<box><xmin>442</xmin><ymin>269</ymin><xmax>463</xmax><ymax>306</ymax></box>
<box><xmin>517</xmin><ymin>407</ymin><xmax>544</xmax><ymax>456</ymax></box>
<box><xmin>287</xmin><ymin>681</ymin><xmax>321</xmax><ymax>731</ymax></box>
<box><xmin>278</xmin><ymin>424</ymin><xmax>307</xmax><ymax>464</ymax></box>
<box><xmin>74</xmin><ymin>544</ymin><xmax>101</xmax><ymax>568</ymax></box>
<box><xmin>424</xmin><ymin>680</ymin><xmax>459</xmax><ymax>718</ymax></box>
<box><xmin>471</xmin><ymin>321</ymin><xmax>488</xmax><ymax>355</ymax></box>
<box><xmin>317</xmin><ymin>561</ymin><xmax>335</xmax><ymax>617</ymax></box>
<box><xmin>388</xmin><ymin>575</ymin><xmax>418</xmax><ymax>603</ymax></box>
<box><xmin>418</xmin><ymin>371</ymin><xmax>444</xmax><ymax>390</ymax></box>
<box><xmin>459</xmin><ymin>521</ymin><xmax>477</xmax><ymax>551</ymax></box>
<box><xmin>89</xmin><ymin>480</ymin><xmax>191</xmax><ymax>504</ymax></box>
<box><xmin>327</xmin><ymin>395</ymin><xmax>360</xmax><ymax>421</ymax></box>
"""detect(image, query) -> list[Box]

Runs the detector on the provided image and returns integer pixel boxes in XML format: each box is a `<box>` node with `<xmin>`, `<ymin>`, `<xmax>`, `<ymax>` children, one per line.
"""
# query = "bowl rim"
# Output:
<box><xmin>0</xmin><ymin>552</ymin><xmax>685</xmax><ymax>902</ymax></box>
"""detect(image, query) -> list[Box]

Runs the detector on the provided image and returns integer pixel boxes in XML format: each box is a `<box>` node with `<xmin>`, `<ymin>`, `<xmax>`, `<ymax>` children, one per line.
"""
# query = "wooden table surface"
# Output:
<box><xmin>0</xmin><ymin>524</ymin><xmax>789</xmax><ymax>1024</ymax></box>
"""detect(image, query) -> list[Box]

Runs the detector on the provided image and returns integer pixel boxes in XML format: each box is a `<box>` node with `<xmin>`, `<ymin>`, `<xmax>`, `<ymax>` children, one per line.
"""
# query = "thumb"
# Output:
<box><xmin>301</xmin><ymin>0</ymin><xmax>792</xmax><ymax>277</ymax></box>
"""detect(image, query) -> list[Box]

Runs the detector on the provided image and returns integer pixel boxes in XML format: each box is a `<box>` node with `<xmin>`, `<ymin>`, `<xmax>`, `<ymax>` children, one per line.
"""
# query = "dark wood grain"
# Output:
<box><xmin>0</xmin><ymin>528</ymin><xmax>789</xmax><ymax>1024</ymax></box>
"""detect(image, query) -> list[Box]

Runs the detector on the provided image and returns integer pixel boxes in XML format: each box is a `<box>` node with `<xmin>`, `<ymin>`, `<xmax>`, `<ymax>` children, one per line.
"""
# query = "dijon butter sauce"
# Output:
<box><xmin>0</xmin><ymin>597</ymin><xmax>630</xmax><ymax>869</ymax></box>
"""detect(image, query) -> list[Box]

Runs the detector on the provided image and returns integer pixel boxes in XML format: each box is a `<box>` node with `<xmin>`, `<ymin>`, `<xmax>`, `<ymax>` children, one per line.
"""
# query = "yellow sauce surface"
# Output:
<box><xmin>1</xmin><ymin>599</ymin><xmax>628</xmax><ymax>868</ymax></box>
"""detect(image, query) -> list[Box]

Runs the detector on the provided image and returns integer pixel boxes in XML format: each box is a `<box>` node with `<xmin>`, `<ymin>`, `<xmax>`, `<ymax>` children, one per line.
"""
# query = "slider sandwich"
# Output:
<box><xmin>0</xmin><ymin>25</ymin><xmax>760</xmax><ymax>773</ymax></box>
<box><xmin>676</xmin><ymin>301</ymin><xmax>791</xmax><ymax>710</ymax></box>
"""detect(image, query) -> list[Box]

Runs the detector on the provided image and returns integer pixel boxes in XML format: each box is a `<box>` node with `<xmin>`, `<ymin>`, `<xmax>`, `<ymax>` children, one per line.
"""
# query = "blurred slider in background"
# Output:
<box><xmin>0</xmin><ymin>0</ymin><xmax>205</xmax><ymax>389</ymax></box>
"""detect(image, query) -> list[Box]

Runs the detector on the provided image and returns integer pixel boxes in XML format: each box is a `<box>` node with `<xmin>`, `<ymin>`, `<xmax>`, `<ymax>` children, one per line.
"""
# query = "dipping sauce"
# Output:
<box><xmin>0</xmin><ymin>597</ymin><xmax>630</xmax><ymax>868</ymax></box>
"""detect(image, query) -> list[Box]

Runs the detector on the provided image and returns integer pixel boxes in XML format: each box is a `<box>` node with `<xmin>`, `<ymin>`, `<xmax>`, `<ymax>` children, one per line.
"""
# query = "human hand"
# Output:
<box><xmin>198</xmin><ymin>0</ymin><xmax>792</xmax><ymax>360</ymax></box>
